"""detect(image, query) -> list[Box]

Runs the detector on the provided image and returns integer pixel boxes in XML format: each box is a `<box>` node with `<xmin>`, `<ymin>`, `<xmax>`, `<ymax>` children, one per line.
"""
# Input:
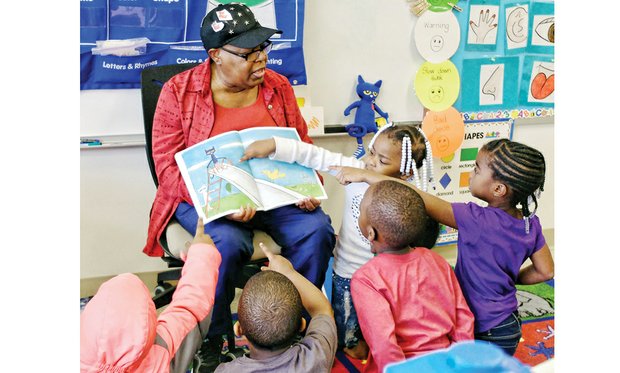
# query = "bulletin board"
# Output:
<box><xmin>80</xmin><ymin>0</ymin><xmax>307</xmax><ymax>90</ymax></box>
<box><xmin>420</xmin><ymin>0</ymin><xmax>555</xmax><ymax>121</ymax></box>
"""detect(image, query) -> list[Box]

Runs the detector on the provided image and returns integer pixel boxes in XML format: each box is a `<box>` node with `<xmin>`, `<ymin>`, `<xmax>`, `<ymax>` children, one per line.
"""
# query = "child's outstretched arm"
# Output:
<box><xmin>157</xmin><ymin>218</ymin><xmax>222</xmax><ymax>368</ymax></box>
<box><xmin>330</xmin><ymin>166</ymin><xmax>458</xmax><ymax>229</ymax></box>
<box><xmin>259</xmin><ymin>243</ymin><xmax>333</xmax><ymax>318</ymax></box>
<box><xmin>517</xmin><ymin>243</ymin><xmax>555</xmax><ymax>284</ymax></box>
<box><xmin>242</xmin><ymin>136</ymin><xmax>365</xmax><ymax>172</ymax></box>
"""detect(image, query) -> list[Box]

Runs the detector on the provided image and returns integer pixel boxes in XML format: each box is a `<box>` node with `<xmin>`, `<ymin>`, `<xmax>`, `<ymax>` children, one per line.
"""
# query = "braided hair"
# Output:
<box><xmin>368</xmin><ymin>123</ymin><xmax>436</xmax><ymax>191</ymax></box>
<box><xmin>481</xmin><ymin>139</ymin><xmax>546</xmax><ymax>233</ymax></box>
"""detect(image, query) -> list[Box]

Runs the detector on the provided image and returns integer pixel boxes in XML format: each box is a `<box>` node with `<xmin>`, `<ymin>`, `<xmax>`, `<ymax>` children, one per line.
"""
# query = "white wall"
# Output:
<box><xmin>80</xmin><ymin>0</ymin><xmax>554</xmax><ymax>279</ymax></box>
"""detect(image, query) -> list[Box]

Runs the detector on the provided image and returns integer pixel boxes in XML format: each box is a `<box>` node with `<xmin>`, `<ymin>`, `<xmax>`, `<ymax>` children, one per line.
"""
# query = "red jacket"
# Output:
<box><xmin>144</xmin><ymin>60</ymin><xmax>313</xmax><ymax>257</ymax></box>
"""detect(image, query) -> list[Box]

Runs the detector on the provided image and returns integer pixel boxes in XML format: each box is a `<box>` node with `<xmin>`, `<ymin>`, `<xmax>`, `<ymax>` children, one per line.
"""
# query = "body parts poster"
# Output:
<box><xmin>80</xmin><ymin>0</ymin><xmax>307</xmax><ymax>90</ymax></box>
<box><xmin>441</xmin><ymin>0</ymin><xmax>555</xmax><ymax>117</ymax></box>
<box><xmin>433</xmin><ymin>119</ymin><xmax>514</xmax><ymax>245</ymax></box>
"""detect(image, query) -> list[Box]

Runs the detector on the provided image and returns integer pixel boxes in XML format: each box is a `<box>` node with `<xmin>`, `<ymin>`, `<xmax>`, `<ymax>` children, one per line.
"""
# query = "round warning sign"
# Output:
<box><xmin>421</xmin><ymin>107</ymin><xmax>465</xmax><ymax>158</ymax></box>
<box><xmin>414</xmin><ymin>60</ymin><xmax>460</xmax><ymax>112</ymax></box>
<box><xmin>414</xmin><ymin>11</ymin><xmax>460</xmax><ymax>63</ymax></box>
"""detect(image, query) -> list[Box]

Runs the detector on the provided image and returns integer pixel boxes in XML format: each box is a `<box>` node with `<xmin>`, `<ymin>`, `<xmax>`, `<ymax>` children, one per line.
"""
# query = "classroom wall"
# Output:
<box><xmin>80</xmin><ymin>0</ymin><xmax>554</xmax><ymax>279</ymax></box>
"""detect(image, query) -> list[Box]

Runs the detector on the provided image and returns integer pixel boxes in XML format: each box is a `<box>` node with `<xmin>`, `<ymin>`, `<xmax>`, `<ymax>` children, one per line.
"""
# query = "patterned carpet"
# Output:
<box><xmin>330</xmin><ymin>279</ymin><xmax>555</xmax><ymax>372</ymax></box>
<box><xmin>81</xmin><ymin>279</ymin><xmax>554</xmax><ymax>372</ymax></box>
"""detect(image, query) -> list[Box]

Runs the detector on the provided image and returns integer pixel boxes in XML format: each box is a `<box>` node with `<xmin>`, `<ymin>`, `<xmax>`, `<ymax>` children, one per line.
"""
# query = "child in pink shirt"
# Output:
<box><xmin>351</xmin><ymin>180</ymin><xmax>474</xmax><ymax>373</ymax></box>
<box><xmin>80</xmin><ymin>218</ymin><xmax>221</xmax><ymax>373</ymax></box>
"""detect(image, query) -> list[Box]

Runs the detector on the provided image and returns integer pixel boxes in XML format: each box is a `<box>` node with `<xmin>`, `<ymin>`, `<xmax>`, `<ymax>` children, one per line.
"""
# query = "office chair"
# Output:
<box><xmin>140</xmin><ymin>62</ymin><xmax>281</xmax><ymax>360</ymax></box>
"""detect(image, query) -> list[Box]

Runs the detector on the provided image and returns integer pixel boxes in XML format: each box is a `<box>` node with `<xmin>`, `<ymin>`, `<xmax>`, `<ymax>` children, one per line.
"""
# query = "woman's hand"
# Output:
<box><xmin>296</xmin><ymin>197</ymin><xmax>321</xmax><ymax>212</ymax></box>
<box><xmin>226</xmin><ymin>204</ymin><xmax>257</xmax><ymax>222</ymax></box>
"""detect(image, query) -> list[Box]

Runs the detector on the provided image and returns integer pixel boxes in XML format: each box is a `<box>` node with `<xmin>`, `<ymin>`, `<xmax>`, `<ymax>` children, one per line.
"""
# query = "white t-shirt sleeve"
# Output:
<box><xmin>270</xmin><ymin>136</ymin><xmax>365</xmax><ymax>173</ymax></box>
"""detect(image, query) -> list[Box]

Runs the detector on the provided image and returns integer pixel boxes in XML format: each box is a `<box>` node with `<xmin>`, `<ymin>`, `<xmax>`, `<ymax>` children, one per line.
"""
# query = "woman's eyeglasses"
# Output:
<box><xmin>220</xmin><ymin>41</ymin><xmax>272</xmax><ymax>62</ymax></box>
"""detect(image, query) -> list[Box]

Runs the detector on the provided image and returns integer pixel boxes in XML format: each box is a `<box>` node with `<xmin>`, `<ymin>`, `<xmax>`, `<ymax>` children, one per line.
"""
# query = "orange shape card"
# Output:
<box><xmin>421</xmin><ymin>107</ymin><xmax>465</xmax><ymax>158</ymax></box>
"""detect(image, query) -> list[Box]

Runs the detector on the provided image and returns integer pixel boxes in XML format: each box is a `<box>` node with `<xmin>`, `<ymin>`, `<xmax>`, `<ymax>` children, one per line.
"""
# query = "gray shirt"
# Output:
<box><xmin>214</xmin><ymin>314</ymin><xmax>337</xmax><ymax>373</ymax></box>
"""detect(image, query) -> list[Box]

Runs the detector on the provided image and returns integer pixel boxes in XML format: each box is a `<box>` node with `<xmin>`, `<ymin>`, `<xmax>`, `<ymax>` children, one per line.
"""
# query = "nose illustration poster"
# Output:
<box><xmin>414</xmin><ymin>61</ymin><xmax>461</xmax><ymax>112</ymax></box>
<box><xmin>414</xmin><ymin>10</ymin><xmax>461</xmax><ymax>63</ymax></box>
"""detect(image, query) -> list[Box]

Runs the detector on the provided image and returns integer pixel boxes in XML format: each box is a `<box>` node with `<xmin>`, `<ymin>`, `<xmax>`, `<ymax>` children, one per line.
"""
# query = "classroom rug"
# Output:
<box><xmin>81</xmin><ymin>279</ymin><xmax>554</xmax><ymax>372</ymax></box>
<box><xmin>326</xmin><ymin>279</ymin><xmax>555</xmax><ymax>372</ymax></box>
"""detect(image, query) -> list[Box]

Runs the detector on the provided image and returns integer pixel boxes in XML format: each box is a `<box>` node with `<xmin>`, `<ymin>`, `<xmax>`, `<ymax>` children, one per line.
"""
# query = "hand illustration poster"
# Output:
<box><xmin>466</xmin><ymin>0</ymin><xmax>500</xmax><ymax>52</ymax></box>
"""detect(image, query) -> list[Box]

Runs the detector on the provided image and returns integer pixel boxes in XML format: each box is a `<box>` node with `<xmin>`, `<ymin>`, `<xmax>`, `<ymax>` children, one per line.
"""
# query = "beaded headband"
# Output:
<box><xmin>369</xmin><ymin>123</ymin><xmax>436</xmax><ymax>192</ymax></box>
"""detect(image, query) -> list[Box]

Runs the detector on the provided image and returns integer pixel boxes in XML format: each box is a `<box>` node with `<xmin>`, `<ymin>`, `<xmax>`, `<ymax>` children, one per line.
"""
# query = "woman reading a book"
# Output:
<box><xmin>143</xmin><ymin>3</ymin><xmax>336</xmax><ymax>371</ymax></box>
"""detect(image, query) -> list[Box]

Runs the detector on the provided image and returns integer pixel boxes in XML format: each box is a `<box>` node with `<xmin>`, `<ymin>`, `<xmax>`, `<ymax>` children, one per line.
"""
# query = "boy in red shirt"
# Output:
<box><xmin>352</xmin><ymin>180</ymin><xmax>474</xmax><ymax>373</ymax></box>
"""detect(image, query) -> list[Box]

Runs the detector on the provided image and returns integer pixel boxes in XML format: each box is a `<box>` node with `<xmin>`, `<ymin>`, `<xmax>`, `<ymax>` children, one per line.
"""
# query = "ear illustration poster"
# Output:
<box><xmin>505</xmin><ymin>3</ymin><xmax>529</xmax><ymax>53</ymax></box>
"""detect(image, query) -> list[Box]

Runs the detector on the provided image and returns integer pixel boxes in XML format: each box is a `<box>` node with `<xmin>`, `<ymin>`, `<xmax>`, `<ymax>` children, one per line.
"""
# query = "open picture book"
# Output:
<box><xmin>175</xmin><ymin>127</ymin><xmax>328</xmax><ymax>224</ymax></box>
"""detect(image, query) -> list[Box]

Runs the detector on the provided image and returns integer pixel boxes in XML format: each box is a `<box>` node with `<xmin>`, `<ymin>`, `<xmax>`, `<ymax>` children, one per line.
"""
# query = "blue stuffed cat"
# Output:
<box><xmin>344</xmin><ymin>75</ymin><xmax>389</xmax><ymax>158</ymax></box>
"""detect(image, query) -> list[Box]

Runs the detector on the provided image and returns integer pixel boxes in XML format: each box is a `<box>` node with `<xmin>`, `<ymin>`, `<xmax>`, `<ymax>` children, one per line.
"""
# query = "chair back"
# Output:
<box><xmin>140</xmin><ymin>63</ymin><xmax>200</xmax><ymax>187</ymax></box>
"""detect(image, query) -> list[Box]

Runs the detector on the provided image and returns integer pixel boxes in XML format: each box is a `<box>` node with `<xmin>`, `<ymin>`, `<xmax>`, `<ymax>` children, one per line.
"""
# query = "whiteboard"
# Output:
<box><xmin>304</xmin><ymin>0</ymin><xmax>425</xmax><ymax>125</ymax></box>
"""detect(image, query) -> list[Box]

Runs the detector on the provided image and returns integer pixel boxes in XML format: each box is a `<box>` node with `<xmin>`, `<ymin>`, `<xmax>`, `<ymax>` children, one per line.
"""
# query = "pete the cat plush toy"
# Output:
<box><xmin>344</xmin><ymin>75</ymin><xmax>389</xmax><ymax>158</ymax></box>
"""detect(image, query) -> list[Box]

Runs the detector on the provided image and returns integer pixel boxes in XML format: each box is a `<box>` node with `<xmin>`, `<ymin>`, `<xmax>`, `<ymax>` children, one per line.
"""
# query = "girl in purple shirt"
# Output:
<box><xmin>336</xmin><ymin>139</ymin><xmax>554</xmax><ymax>356</ymax></box>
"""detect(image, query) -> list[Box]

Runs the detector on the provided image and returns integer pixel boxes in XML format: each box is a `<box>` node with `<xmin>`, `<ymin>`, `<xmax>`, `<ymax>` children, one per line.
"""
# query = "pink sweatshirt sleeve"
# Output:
<box><xmin>155</xmin><ymin>243</ymin><xmax>222</xmax><ymax>358</ymax></box>
<box><xmin>351</xmin><ymin>274</ymin><xmax>405</xmax><ymax>373</ymax></box>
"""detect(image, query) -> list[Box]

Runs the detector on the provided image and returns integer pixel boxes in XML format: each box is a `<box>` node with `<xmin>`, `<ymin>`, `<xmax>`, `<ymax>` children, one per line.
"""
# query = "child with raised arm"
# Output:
<box><xmin>80</xmin><ymin>218</ymin><xmax>221</xmax><ymax>373</ymax></box>
<box><xmin>241</xmin><ymin>123</ymin><xmax>438</xmax><ymax>359</ymax></box>
<box><xmin>335</xmin><ymin>138</ymin><xmax>555</xmax><ymax>356</ymax></box>
<box><xmin>214</xmin><ymin>243</ymin><xmax>337</xmax><ymax>372</ymax></box>
<box><xmin>351</xmin><ymin>180</ymin><xmax>474</xmax><ymax>373</ymax></box>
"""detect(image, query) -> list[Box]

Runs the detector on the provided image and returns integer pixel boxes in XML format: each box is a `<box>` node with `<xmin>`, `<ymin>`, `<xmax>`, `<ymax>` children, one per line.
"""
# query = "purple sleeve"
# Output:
<box><xmin>451</xmin><ymin>202</ymin><xmax>483</xmax><ymax>244</ymax></box>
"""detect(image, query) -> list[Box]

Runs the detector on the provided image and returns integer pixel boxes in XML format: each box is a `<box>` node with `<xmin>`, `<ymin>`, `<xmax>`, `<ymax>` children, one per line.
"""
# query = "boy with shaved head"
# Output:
<box><xmin>351</xmin><ymin>180</ymin><xmax>474</xmax><ymax>373</ymax></box>
<box><xmin>215</xmin><ymin>243</ymin><xmax>337</xmax><ymax>372</ymax></box>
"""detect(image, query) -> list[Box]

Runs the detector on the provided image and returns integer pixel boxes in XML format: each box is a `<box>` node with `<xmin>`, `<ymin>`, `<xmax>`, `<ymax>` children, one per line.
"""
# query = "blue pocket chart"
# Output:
<box><xmin>80</xmin><ymin>0</ymin><xmax>307</xmax><ymax>90</ymax></box>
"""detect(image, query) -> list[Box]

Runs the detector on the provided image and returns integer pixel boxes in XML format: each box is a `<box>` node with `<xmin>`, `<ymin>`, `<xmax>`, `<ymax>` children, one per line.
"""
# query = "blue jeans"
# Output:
<box><xmin>331</xmin><ymin>273</ymin><xmax>363</xmax><ymax>349</ymax></box>
<box><xmin>474</xmin><ymin>311</ymin><xmax>522</xmax><ymax>356</ymax></box>
<box><xmin>175</xmin><ymin>202</ymin><xmax>336</xmax><ymax>337</ymax></box>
